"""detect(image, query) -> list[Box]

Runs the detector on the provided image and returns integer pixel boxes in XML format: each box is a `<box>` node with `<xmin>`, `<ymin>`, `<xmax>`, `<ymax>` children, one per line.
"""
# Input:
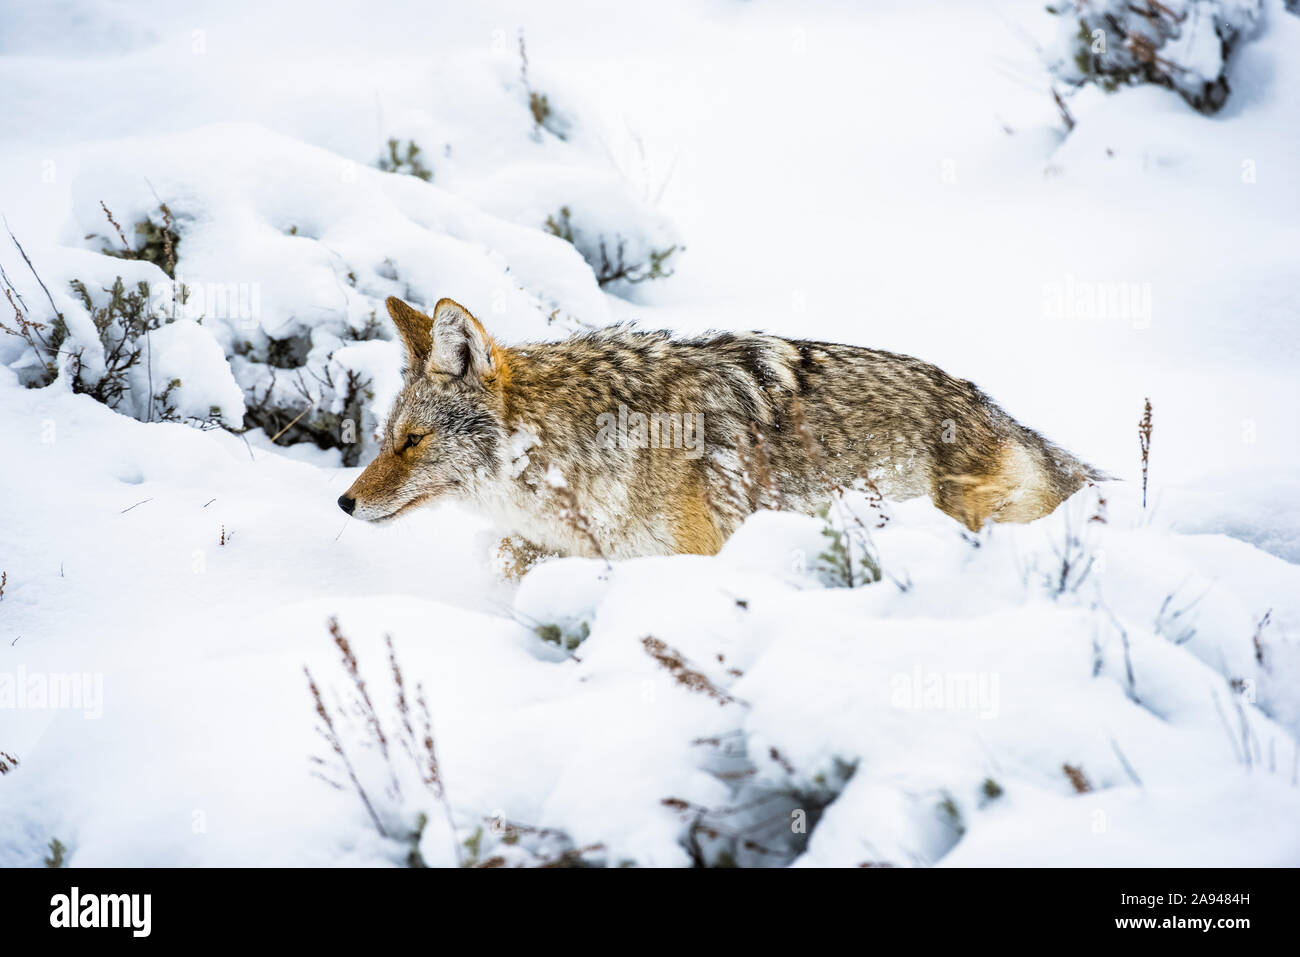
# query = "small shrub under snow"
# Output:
<box><xmin>1046</xmin><ymin>0</ymin><xmax>1263</xmax><ymax>113</ymax></box>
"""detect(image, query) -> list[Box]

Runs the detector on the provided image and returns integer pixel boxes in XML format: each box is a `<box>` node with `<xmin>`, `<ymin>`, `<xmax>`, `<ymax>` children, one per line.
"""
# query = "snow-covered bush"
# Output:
<box><xmin>0</xmin><ymin>271</ymin><xmax>242</xmax><ymax>427</ymax></box>
<box><xmin>94</xmin><ymin>201</ymin><xmax>182</xmax><ymax>278</ymax></box>
<box><xmin>307</xmin><ymin>617</ymin><xmax>605</xmax><ymax>867</ymax></box>
<box><xmin>41</xmin><ymin>839</ymin><xmax>66</xmax><ymax>868</ymax></box>
<box><xmin>815</xmin><ymin>491</ymin><xmax>886</xmax><ymax>588</ymax></box>
<box><xmin>545</xmin><ymin>203</ymin><xmax>678</xmax><ymax>290</ymax></box>
<box><xmin>1</xmin><ymin>47</ymin><xmax>681</xmax><ymax>460</ymax></box>
<box><xmin>663</xmin><ymin>738</ymin><xmax>858</xmax><ymax>867</ymax></box>
<box><xmin>375</xmin><ymin>138</ymin><xmax>433</xmax><ymax>182</ymax></box>
<box><xmin>1047</xmin><ymin>0</ymin><xmax>1263</xmax><ymax>113</ymax></box>
<box><xmin>494</xmin><ymin>482</ymin><xmax>1300</xmax><ymax>867</ymax></box>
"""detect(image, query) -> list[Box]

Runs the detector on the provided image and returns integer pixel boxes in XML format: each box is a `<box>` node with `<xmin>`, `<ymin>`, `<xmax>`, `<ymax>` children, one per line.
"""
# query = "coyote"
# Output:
<box><xmin>339</xmin><ymin>297</ymin><xmax>1101</xmax><ymax>560</ymax></box>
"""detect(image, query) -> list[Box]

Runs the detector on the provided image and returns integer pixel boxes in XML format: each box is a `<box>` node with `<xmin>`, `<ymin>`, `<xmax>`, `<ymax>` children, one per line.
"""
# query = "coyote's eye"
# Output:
<box><xmin>403</xmin><ymin>433</ymin><xmax>423</xmax><ymax>451</ymax></box>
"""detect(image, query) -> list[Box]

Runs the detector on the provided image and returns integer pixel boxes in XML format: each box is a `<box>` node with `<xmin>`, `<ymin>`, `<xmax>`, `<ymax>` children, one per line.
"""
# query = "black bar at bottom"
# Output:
<box><xmin>0</xmin><ymin>866</ymin><xmax>1287</xmax><ymax>943</ymax></box>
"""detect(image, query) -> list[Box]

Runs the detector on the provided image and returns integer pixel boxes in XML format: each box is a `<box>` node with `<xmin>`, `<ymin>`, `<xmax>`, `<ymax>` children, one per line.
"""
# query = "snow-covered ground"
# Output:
<box><xmin>1</xmin><ymin>0</ymin><xmax>1297</xmax><ymax>866</ymax></box>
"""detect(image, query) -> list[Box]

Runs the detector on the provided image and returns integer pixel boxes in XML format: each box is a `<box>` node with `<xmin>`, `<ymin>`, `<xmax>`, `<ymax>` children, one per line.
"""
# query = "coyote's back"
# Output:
<box><xmin>340</xmin><ymin>298</ymin><xmax>1101</xmax><ymax>559</ymax></box>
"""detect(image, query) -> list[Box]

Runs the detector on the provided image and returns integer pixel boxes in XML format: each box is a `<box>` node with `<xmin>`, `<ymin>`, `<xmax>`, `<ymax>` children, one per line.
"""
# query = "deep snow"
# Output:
<box><xmin>1</xmin><ymin>0</ymin><xmax>1297</xmax><ymax>866</ymax></box>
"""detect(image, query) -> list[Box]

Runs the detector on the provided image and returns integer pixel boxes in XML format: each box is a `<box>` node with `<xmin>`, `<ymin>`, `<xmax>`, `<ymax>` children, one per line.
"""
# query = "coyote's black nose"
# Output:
<box><xmin>337</xmin><ymin>495</ymin><xmax>356</xmax><ymax>515</ymax></box>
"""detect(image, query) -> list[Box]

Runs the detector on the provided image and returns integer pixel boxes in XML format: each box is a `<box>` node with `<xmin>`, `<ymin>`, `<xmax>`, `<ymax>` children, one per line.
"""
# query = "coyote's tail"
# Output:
<box><xmin>1019</xmin><ymin>423</ymin><xmax>1109</xmax><ymax>497</ymax></box>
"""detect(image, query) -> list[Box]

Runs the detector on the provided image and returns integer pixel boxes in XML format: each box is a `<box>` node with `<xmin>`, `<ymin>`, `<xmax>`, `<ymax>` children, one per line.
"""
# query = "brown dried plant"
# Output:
<box><xmin>1138</xmin><ymin>398</ymin><xmax>1153</xmax><ymax>509</ymax></box>
<box><xmin>1063</xmin><ymin>763</ymin><xmax>1093</xmax><ymax>794</ymax></box>
<box><xmin>641</xmin><ymin>635</ymin><xmax>746</xmax><ymax>707</ymax></box>
<box><xmin>305</xmin><ymin>617</ymin><xmax>458</xmax><ymax>864</ymax></box>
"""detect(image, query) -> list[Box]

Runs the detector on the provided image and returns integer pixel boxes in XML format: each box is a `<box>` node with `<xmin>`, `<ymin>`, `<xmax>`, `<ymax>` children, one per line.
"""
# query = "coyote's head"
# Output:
<box><xmin>338</xmin><ymin>297</ymin><xmax>509</xmax><ymax>522</ymax></box>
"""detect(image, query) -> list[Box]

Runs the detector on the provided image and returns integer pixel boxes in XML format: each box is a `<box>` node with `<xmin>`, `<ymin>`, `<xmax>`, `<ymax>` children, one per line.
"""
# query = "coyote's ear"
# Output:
<box><xmin>429</xmin><ymin>298</ymin><xmax>495</xmax><ymax>380</ymax></box>
<box><xmin>385</xmin><ymin>297</ymin><xmax>433</xmax><ymax>370</ymax></box>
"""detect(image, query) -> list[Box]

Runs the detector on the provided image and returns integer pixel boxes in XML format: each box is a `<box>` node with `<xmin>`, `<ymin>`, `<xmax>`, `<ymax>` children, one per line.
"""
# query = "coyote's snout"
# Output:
<box><xmin>341</xmin><ymin>296</ymin><xmax>1102</xmax><ymax>559</ymax></box>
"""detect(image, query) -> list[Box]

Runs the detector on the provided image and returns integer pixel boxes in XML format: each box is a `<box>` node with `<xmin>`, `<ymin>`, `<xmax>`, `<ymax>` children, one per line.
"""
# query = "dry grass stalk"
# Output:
<box><xmin>535</xmin><ymin>843</ymin><xmax>606</xmax><ymax>867</ymax></box>
<box><xmin>0</xmin><ymin>285</ymin><xmax>54</xmax><ymax>358</ymax></box>
<box><xmin>858</xmin><ymin>476</ymin><xmax>889</xmax><ymax>529</ymax></box>
<box><xmin>326</xmin><ymin>616</ymin><xmax>400</xmax><ymax>798</ymax></box>
<box><xmin>267</xmin><ymin>399</ymin><xmax>317</xmax><ymax>444</ymax></box>
<box><xmin>303</xmin><ymin>663</ymin><xmax>387</xmax><ymax>836</ymax></box>
<box><xmin>0</xmin><ymin>751</ymin><xmax>18</xmax><ymax>775</ymax></box>
<box><xmin>739</xmin><ymin>422</ymin><xmax>781</xmax><ymax>512</ymax></box>
<box><xmin>1087</xmin><ymin>482</ymin><xmax>1108</xmax><ymax>524</ymax></box>
<box><xmin>480</xmin><ymin>814</ymin><xmax>604</xmax><ymax>867</ymax></box>
<box><xmin>1097</xmin><ymin>600</ymin><xmax>1139</xmax><ymax>701</ymax></box>
<box><xmin>410</xmin><ymin>668</ymin><xmax>460</xmax><ymax>863</ymax></box>
<box><xmin>663</xmin><ymin>791</ymin><xmax>790</xmax><ymax>820</ymax></box>
<box><xmin>1048</xmin><ymin>506</ymin><xmax>1095</xmax><ymax>596</ymax></box>
<box><xmin>5</xmin><ymin>220</ymin><xmax>62</xmax><ymax>321</ymax></box>
<box><xmin>641</xmin><ymin>636</ymin><xmax>745</xmax><ymax>707</ymax></box>
<box><xmin>307</xmin><ymin>619</ymin><xmax>463</xmax><ymax>864</ymax></box>
<box><xmin>517</xmin><ymin>29</ymin><xmax>531</xmax><ymax>95</ymax></box>
<box><xmin>752</xmin><ymin>423</ymin><xmax>782</xmax><ymax>507</ymax></box>
<box><xmin>1251</xmin><ymin>609</ymin><xmax>1272</xmax><ymax>668</ymax></box>
<box><xmin>1051</xmin><ymin>86</ymin><xmax>1076</xmax><ymax>131</ymax></box>
<box><xmin>1229</xmin><ymin>688</ymin><xmax>1259</xmax><ymax>770</ymax></box>
<box><xmin>1110</xmin><ymin>739</ymin><xmax>1144</xmax><ymax>788</ymax></box>
<box><xmin>550</xmin><ymin>478</ymin><xmax>606</xmax><ymax>561</ymax></box>
<box><xmin>1153</xmin><ymin>585</ymin><xmax>1207</xmax><ymax>646</ymax></box>
<box><xmin>1138</xmin><ymin>398</ymin><xmax>1153</xmax><ymax>509</ymax></box>
<box><xmin>788</xmin><ymin>395</ymin><xmax>814</xmax><ymax>459</ymax></box>
<box><xmin>100</xmin><ymin>201</ymin><xmax>131</xmax><ymax>251</ymax></box>
<box><xmin>1126</xmin><ymin>33</ymin><xmax>1177</xmax><ymax>73</ymax></box>
<box><xmin>1063</xmin><ymin>763</ymin><xmax>1093</xmax><ymax>794</ymax></box>
<box><xmin>661</xmin><ymin>796</ymin><xmax>789</xmax><ymax>861</ymax></box>
<box><xmin>487</xmin><ymin>815</ymin><xmax>566</xmax><ymax>842</ymax></box>
<box><xmin>768</xmin><ymin>746</ymin><xmax>796</xmax><ymax>776</ymax></box>
<box><xmin>1210</xmin><ymin>688</ymin><xmax>1248</xmax><ymax>767</ymax></box>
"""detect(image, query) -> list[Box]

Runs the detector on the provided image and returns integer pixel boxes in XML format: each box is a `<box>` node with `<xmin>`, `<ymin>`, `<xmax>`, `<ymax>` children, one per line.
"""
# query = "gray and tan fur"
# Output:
<box><xmin>339</xmin><ymin>297</ymin><xmax>1101</xmax><ymax>560</ymax></box>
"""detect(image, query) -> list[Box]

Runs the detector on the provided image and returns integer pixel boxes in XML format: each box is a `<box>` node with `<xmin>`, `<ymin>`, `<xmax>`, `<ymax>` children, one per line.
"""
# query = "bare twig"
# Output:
<box><xmin>268</xmin><ymin>400</ymin><xmax>317</xmax><ymax>444</ymax></box>
<box><xmin>4</xmin><ymin>218</ymin><xmax>62</xmax><ymax>322</ymax></box>
<box><xmin>1110</xmin><ymin>738</ymin><xmax>1144</xmax><ymax>788</ymax></box>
